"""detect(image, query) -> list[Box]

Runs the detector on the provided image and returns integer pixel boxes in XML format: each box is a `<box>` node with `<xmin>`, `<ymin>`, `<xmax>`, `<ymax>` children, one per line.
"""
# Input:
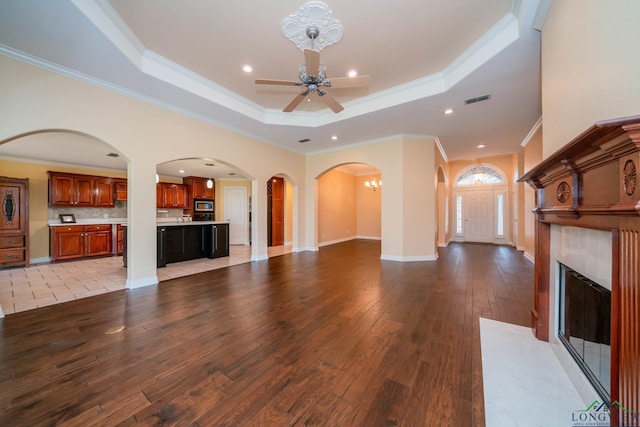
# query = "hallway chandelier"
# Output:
<box><xmin>364</xmin><ymin>166</ymin><xmax>381</xmax><ymax>191</ymax></box>
<box><xmin>472</xmin><ymin>160</ymin><xmax>487</xmax><ymax>183</ymax></box>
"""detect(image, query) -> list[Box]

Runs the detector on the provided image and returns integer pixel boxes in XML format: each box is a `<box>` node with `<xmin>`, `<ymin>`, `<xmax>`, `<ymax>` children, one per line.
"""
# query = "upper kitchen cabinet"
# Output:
<box><xmin>157</xmin><ymin>183</ymin><xmax>188</xmax><ymax>208</ymax></box>
<box><xmin>48</xmin><ymin>171</ymin><xmax>115</xmax><ymax>207</ymax></box>
<box><xmin>49</xmin><ymin>172</ymin><xmax>95</xmax><ymax>207</ymax></box>
<box><xmin>114</xmin><ymin>179</ymin><xmax>127</xmax><ymax>201</ymax></box>
<box><xmin>183</xmin><ymin>176</ymin><xmax>214</xmax><ymax>200</ymax></box>
<box><xmin>94</xmin><ymin>177</ymin><xmax>115</xmax><ymax>207</ymax></box>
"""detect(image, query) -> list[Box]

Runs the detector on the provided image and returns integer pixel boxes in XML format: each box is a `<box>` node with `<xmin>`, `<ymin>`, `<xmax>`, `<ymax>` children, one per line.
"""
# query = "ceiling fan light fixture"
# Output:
<box><xmin>347</xmin><ymin>70</ymin><xmax>357</xmax><ymax>77</ymax></box>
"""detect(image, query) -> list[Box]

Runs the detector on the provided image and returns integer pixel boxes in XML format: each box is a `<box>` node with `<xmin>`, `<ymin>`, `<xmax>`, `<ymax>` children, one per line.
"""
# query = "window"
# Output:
<box><xmin>496</xmin><ymin>194</ymin><xmax>504</xmax><ymax>237</ymax></box>
<box><xmin>456</xmin><ymin>195</ymin><xmax>463</xmax><ymax>235</ymax></box>
<box><xmin>456</xmin><ymin>164</ymin><xmax>505</xmax><ymax>186</ymax></box>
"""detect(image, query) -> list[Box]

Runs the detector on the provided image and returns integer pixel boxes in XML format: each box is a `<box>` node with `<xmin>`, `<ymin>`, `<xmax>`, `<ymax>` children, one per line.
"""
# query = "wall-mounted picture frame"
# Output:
<box><xmin>59</xmin><ymin>213</ymin><xmax>76</xmax><ymax>223</ymax></box>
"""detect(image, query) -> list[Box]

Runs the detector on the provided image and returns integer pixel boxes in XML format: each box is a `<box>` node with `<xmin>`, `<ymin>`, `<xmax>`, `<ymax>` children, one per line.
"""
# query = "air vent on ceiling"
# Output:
<box><xmin>106</xmin><ymin>152</ymin><xmax>119</xmax><ymax>157</ymax></box>
<box><xmin>298</xmin><ymin>138</ymin><xmax>311</xmax><ymax>143</ymax></box>
<box><xmin>465</xmin><ymin>94</ymin><xmax>491</xmax><ymax>105</ymax></box>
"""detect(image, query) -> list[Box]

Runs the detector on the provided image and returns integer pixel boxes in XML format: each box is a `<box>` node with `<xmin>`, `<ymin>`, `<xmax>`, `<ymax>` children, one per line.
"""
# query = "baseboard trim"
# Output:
<box><xmin>251</xmin><ymin>254</ymin><xmax>269</xmax><ymax>261</ymax></box>
<box><xmin>516</xmin><ymin>245</ymin><xmax>525</xmax><ymax>251</ymax></box>
<box><xmin>437</xmin><ymin>241</ymin><xmax>450</xmax><ymax>248</ymax></box>
<box><xmin>381</xmin><ymin>254</ymin><xmax>439</xmax><ymax>262</ymax></box>
<box><xmin>29</xmin><ymin>257</ymin><xmax>51</xmax><ymax>265</ymax></box>
<box><xmin>523</xmin><ymin>251</ymin><xmax>535</xmax><ymax>264</ymax></box>
<box><xmin>0</xmin><ymin>305</ymin><xmax>4</xmax><ymax>318</ymax></box>
<box><xmin>319</xmin><ymin>236</ymin><xmax>356</xmax><ymax>247</ymax></box>
<box><xmin>126</xmin><ymin>276</ymin><xmax>158</xmax><ymax>289</ymax></box>
<box><xmin>356</xmin><ymin>235</ymin><xmax>381</xmax><ymax>241</ymax></box>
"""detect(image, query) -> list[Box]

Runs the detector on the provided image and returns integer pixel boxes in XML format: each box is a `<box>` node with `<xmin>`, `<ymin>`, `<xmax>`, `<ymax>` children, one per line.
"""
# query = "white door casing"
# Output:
<box><xmin>224</xmin><ymin>186</ymin><xmax>247</xmax><ymax>245</ymax></box>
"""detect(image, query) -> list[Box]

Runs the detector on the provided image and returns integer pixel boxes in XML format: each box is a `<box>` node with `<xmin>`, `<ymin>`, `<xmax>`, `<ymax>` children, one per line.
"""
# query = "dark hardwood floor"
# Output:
<box><xmin>0</xmin><ymin>240</ymin><xmax>533</xmax><ymax>426</ymax></box>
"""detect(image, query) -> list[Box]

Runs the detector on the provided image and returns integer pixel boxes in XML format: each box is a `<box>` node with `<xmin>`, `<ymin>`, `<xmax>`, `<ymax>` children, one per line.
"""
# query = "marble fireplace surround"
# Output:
<box><xmin>520</xmin><ymin>115</ymin><xmax>640</xmax><ymax>424</ymax></box>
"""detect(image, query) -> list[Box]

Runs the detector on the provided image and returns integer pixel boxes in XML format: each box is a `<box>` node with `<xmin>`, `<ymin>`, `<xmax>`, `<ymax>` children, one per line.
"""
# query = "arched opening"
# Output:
<box><xmin>316</xmin><ymin>162</ymin><xmax>381</xmax><ymax>249</ymax></box>
<box><xmin>154</xmin><ymin>157</ymin><xmax>254</xmax><ymax>278</ymax></box>
<box><xmin>0</xmin><ymin>129</ymin><xmax>129</xmax><ymax>315</ymax></box>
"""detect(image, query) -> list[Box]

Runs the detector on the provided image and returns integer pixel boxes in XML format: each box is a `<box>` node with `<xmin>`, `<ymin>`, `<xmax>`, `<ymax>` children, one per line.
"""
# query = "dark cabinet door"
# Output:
<box><xmin>94</xmin><ymin>178</ymin><xmax>114</xmax><ymax>207</ymax></box>
<box><xmin>206</xmin><ymin>224</ymin><xmax>229</xmax><ymax>258</ymax></box>
<box><xmin>74</xmin><ymin>176</ymin><xmax>95</xmax><ymax>206</ymax></box>
<box><xmin>157</xmin><ymin>227</ymin><xmax>167</xmax><ymax>267</ymax></box>
<box><xmin>85</xmin><ymin>230</ymin><xmax>112</xmax><ymax>256</ymax></box>
<box><xmin>51</xmin><ymin>226</ymin><xmax>85</xmax><ymax>260</ymax></box>
<box><xmin>164</xmin><ymin>226</ymin><xmax>184</xmax><ymax>262</ymax></box>
<box><xmin>183</xmin><ymin>226</ymin><xmax>204</xmax><ymax>260</ymax></box>
<box><xmin>49</xmin><ymin>175</ymin><xmax>75</xmax><ymax>206</ymax></box>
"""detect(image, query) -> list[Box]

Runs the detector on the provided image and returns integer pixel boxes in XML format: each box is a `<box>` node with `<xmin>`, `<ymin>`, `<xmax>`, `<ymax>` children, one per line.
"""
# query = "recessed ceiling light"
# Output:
<box><xmin>179</xmin><ymin>170</ymin><xmax>185</xmax><ymax>174</ymax></box>
<box><xmin>242</xmin><ymin>65</ymin><xmax>252</xmax><ymax>73</ymax></box>
<box><xmin>444</xmin><ymin>108</ymin><xmax>454</xmax><ymax>115</ymax></box>
<box><xmin>331</xmin><ymin>135</ymin><xmax>338</xmax><ymax>140</ymax></box>
<box><xmin>477</xmin><ymin>144</ymin><xmax>486</xmax><ymax>148</ymax></box>
<box><xmin>347</xmin><ymin>70</ymin><xmax>357</xmax><ymax>77</ymax></box>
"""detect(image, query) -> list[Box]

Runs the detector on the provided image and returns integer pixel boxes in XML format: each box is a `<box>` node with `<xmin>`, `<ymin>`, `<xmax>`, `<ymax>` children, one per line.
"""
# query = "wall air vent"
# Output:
<box><xmin>465</xmin><ymin>94</ymin><xmax>491</xmax><ymax>105</ymax></box>
<box><xmin>298</xmin><ymin>138</ymin><xmax>311</xmax><ymax>143</ymax></box>
<box><xmin>106</xmin><ymin>152</ymin><xmax>119</xmax><ymax>157</ymax></box>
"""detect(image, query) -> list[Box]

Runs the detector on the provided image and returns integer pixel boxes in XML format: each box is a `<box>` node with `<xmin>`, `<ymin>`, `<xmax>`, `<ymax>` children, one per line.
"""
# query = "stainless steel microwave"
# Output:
<box><xmin>194</xmin><ymin>200</ymin><xmax>214</xmax><ymax>212</ymax></box>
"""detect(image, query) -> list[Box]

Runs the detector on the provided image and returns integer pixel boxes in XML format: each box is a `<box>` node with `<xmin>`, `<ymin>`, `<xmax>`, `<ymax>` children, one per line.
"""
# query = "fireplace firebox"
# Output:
<box><xmin>558</xmin><ymin>263</ymin><xmax>611</xmax><ymax>400</ymax></box>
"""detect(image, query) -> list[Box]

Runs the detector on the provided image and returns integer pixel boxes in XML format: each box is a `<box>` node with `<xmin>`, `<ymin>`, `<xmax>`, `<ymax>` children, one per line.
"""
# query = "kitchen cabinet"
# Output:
<box><xmin>117</xmin><ymin>224</ymin><xmax>124</xmax><ymax>255</ymax></box>
<box><xmin>50</xmin><ymin>224</ymin><xmax>112</xmax><ymax>261</ymax></box>
<box><xmin>49</xmin><ymin>172</ymin><xmax>95</xmax><ymax>207</ymax></box>
<box><xmin>114</xmin><ymin>179</ymin><xmax>127</xmax><ymax>201</ymax></box>
<box><xmin>205</xmin><ymin>223</ymin><xmax>229</xmax><ymax>258</ymax></box>
<box><xmin>165</xmin><ymin>225</ymin><xmax>205</xmax><ymax>263</ymax></box>
<box><xmin>94</xmin><ymin>177</ymin><xmax>115</xmax><ymax>207</ymax></box>
<box><xmin>156</xmin><ymin>183</ymin><xmax>188</xmax><ymax>208</ymax></box>
<box><xmin>0</xmin><ymin>177</ymin><xmax>29</xmax><ymax>268</ymax></box>
<box><xmin>183</xmin><ymin>176</ymin><xmax>214</xmax><ymax>200</ymax></box>
<box><xmin>48</xmin><ymin>171</ymin><xmax>119</xmax><ymax>207</ymax></box>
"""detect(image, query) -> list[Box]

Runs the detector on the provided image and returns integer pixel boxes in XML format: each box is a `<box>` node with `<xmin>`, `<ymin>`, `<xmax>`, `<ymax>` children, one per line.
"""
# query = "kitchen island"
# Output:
<box><xmin>123</xmin><ymin>221</ymin><xmax>229</xmax><ymax>267</ymax></box>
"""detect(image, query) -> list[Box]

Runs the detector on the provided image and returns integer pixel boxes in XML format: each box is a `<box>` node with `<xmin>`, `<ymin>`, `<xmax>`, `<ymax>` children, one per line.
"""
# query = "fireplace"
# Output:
<box><xmin>519</xmin><ymin>116</ymin><xmax>640</xmax><ymax>424</ymax></box>
<box><xmin>558</xmin><ymin>263</ymin><xmax>611</xmax><ymax>400</ymax></box>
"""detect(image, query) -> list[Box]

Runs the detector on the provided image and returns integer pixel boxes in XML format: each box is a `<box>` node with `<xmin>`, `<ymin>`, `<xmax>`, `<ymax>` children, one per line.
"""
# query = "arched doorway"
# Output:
<box><xmin>316</xmin><ymin>163</ymin><xmax>381</xmax><ymax>247</ymax></box>
<box><xmin>452</xmin><ymin>163</ymin><xmax>509</xmax><ymax>244</ymax></box>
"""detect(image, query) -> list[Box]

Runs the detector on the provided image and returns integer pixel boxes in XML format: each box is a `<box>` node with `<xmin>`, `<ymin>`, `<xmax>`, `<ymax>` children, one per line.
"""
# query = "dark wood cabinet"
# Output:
<box><xmin>117</xmin><ymin>224</ymin><xmax>124</xmax><ymax>255</ymax></box>
<box><xmin>183</xmin><ymin>176</ymin><xmax>214</xmax><ymax>201</ymax></box>
<box><xmin>205</xmin><ymin>223</ymin><xmax>229</xmax><ymax>258</ymax></box>
<box><xmin>50</xmin><ymin>224</ymin><xmax>112</xmax><ymax>261</ymax></box>
<box><xmin>48</xmin><ymin>171</ymin><xmax>117</xmax><ymax>207</ymax></box>
<box><xmin>0</xmin><ymin>177</ymin><xmax>29</xmax><ymax>268</ymax></box>
<box><xmin>94</xmin><ymin>177</ymin><xmax>115</xmax><ymax>207</ymax></box>
<box><xmin>157</xmin><ymin>183</ymin><xmax>188</xmax><ymax>208</ymax></box>
<box><xmin>114</xmin><ymin>179</ymin><xmax>127</xmax><ymax>201</ymax></box>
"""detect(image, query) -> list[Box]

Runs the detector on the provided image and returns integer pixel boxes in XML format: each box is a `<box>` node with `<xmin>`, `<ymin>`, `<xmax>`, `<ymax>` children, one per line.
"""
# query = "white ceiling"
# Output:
<box><xmin>0</xmin><ymin>0</ymin><xmax>543</xmax><ymax>178</ymax></box>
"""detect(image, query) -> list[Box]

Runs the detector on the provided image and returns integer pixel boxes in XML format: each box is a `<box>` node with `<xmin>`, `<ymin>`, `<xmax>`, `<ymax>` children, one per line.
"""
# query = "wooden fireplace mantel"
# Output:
<box><xmin>519</xmin><ymin>115</ymin><xmax>640</xmax><ymax>422</ymax></box>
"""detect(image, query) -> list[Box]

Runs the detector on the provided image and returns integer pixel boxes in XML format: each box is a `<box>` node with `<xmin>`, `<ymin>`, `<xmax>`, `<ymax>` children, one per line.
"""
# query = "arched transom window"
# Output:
<box><xmin>456</xmin><ymin>163</ymin><xmax>505</xmax><ymax>186</ymax></box>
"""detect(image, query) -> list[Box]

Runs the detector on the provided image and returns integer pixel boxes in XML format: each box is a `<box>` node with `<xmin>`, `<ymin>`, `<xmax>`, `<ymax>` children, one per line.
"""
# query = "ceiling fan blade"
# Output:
<box><xmin>283</xmin><ymin>91</ymin><xmax>308</xmax><ymax>112</ymax></box>
<box><xmin>318</xmin><ymin>91</ymin><xmax>344</xmax><ymax>113</ymax></box>
<box><xmin>304</xmin><ymin>48</ymin><xmax>320</xmax><ymax>78</ymax></box>
<box><xmin>327</xmin><ymin>75</ymin><xmax>370</xmax><ymax>89</ymax></box>
<box><xmin>255</xmin><ymin>79</ymin><xmax>300</xmax><ymax>86</ymax></box>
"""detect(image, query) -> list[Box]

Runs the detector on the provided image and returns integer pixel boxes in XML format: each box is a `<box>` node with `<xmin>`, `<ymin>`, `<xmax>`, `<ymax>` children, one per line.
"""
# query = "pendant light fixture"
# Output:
<box><xmin>205</xmin><ymin>163</ymin><xmax>214</xmax><ymax>188</ymax></box>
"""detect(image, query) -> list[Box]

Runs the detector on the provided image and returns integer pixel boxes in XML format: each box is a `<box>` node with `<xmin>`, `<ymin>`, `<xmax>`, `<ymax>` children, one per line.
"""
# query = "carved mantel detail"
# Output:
<box><xmin>519</xmin><ymin>115</ymin><xmax>640</xmax><ymax>421</ymax></box>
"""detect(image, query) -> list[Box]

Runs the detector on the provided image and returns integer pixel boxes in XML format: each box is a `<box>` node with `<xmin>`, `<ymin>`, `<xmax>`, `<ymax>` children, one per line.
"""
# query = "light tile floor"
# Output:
<box><xmin>0</xmin><ymin>245</ymin><xmax>292</xmax><ymax>316</ymax></box>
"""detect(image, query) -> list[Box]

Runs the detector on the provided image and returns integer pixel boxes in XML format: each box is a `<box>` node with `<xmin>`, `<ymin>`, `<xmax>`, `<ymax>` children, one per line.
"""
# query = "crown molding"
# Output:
<box><xmin>521</xmin><ymin>116</ymin><xmax>542</xmax><ymax>147</ymax></box>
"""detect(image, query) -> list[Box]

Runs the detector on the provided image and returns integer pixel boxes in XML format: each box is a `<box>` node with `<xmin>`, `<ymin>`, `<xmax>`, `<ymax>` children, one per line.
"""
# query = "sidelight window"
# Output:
<box><xmin>496</xmin><ymin>194</ymin><xmax>504</xmax><ymax>237</ymax></box>
<box><xmin>456</xmin><ymin>195</ymin><xmax>463</xmax><ymax>235</ymax></box>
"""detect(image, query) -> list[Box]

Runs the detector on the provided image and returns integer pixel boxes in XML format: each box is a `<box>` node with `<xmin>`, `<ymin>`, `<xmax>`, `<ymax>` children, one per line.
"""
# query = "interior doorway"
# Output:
<box><xmin>267</xmin><ymin>176</ymin><xmax>284</xmax><ymax>246</ymax></box>
<box><xmin>224</xmin><ymin>186</ymin><xmax>248</xmax><ymax>245</ymax></box>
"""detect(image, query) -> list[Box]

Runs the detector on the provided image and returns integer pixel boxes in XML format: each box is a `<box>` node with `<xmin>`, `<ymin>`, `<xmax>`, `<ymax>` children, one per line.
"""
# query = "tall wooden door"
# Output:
<box><xmin>268</xmin><ymin>177</ymin><xmax>284</xmax><ymax>246</ymax></box>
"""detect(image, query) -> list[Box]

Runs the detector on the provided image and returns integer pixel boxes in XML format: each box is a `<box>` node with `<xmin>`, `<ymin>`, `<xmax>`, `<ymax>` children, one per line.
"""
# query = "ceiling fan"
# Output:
<box><xmin>255</xmin><ymin>26</ymin><xmax>369</xmax><ymax>113</ymax></box>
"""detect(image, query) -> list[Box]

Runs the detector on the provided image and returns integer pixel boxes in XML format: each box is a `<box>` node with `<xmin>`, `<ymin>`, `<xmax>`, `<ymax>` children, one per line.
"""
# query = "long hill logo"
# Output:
<box><xmin>572</xmin><ymin>400</ymin><xmax>639</xmax><ymax>426</ymax></box>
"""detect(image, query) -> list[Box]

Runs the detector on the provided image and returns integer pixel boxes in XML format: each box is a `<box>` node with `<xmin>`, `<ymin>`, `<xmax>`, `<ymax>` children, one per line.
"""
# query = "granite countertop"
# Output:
<box><xmin>49</xmin><ymin>218</ymin><xmax>228</xmax><ymax>227</ymax></box>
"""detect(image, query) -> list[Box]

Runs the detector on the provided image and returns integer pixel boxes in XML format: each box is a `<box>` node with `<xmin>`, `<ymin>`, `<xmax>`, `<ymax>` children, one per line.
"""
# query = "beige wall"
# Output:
<box><xmin>356</xmin><ymin>174</ymin><xmax>381</xmax><ymax>239</ymax></box>
<box><xmin>317</xmin><ymin>168</ymin><xmax>357</xmax><ymax>244</ymax></box>
<box><xmin>523</xmin><ymin>127</ymin><xmax>543</xmax><ymax>261</ymax></box>
<box><xmin>0</xmin><ymin>159</ymin><xmax>126</xmax><ymax>261</ymax></box>
<box><xmin>541</xmin><ymin>1</ymin><xmax>640</xmax><ymax>159</ymax></box>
